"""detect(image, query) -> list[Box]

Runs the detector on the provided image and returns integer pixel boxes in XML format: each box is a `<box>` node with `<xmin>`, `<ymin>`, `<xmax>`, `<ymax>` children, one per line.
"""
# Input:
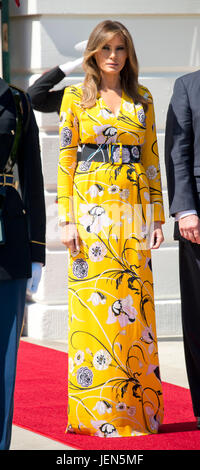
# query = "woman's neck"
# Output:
<box><xmin>99</xmin><ymin>73</ymin><xmax>121</xmax><ymax>92</ymax></box>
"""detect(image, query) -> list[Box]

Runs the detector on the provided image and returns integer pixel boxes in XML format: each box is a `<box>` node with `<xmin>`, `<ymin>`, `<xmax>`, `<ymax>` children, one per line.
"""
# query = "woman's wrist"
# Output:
<box><xmin>153</xmin><ymin>221</ymin><xmax>162</xmax><ymax>228</ymax></box>
<box><xmin>59</xmin><ymin>220</ymin><xmax>76</xmax><ymax>227</ymax></box>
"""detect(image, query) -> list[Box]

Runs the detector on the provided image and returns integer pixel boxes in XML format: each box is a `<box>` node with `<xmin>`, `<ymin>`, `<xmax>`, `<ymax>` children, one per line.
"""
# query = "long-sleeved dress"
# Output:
<box><xmin>57</xmin><ymin>83</ymin><xmax>165</xmax><ymax>438</ymax></box>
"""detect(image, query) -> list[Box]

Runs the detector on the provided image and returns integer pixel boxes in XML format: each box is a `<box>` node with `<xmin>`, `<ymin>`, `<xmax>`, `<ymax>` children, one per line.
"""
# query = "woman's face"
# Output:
<box><xmin>94</xmin><ymin>33</ymin><xmax>128</xmax><ymax>77</ymax></box>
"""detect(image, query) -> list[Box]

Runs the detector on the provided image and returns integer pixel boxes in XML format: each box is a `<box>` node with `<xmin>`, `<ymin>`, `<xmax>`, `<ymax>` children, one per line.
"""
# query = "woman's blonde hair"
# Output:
<box><xmin>81</xmin><ymin>20</ymin><xmax>148</xmax><ymax>111</ymax></box>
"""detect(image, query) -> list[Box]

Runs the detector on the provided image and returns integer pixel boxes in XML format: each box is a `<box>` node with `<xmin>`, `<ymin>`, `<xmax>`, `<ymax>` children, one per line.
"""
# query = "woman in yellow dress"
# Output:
<box><xmin>57</xmin><ymin>20</ymin><xmax>165</xmax><ymax>438</ymax></box>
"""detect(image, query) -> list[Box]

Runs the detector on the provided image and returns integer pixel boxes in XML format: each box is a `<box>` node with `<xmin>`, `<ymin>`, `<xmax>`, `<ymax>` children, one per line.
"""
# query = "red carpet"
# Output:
<box><xmin>13</xmin><ymin>340</ymin><xmax>200</xmax><ymax>450</ymax></box>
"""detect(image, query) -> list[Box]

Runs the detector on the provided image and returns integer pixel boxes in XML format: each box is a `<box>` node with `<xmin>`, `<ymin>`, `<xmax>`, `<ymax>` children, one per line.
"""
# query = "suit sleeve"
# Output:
<box><xmin>57</xmin><ymin>86</ymin><xmax>79</xmax><ymax>224</ymax></box>
<box><xmin>140</xmin><ymin>90</ymin><xmax>165</xmax><ymax>224</ymax></box>
<box><xmin>18</xmin><ymin>96</ymin><xmax>46</xmax><ymax>265</ymax></box>
<box><xmin>165</xmin><ymin>77</ymin><xmax>196</xmax><ymax>216</ymax></box>
<box><xmin>27</xmin><ymin>66</ymin><xmax>65</xmax><ymax>113</ymax></box>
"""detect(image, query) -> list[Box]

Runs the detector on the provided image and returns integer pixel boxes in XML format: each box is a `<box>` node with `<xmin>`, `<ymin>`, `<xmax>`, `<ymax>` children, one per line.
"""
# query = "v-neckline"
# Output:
<box><xmin>98</xmin><ymin>89</ymin><xmax>124</xmax><ymax>119</ymax></box>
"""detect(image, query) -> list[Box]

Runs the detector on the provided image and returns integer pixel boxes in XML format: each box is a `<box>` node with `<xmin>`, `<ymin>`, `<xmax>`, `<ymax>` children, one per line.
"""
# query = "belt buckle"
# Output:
<box><xmin>108</xmin><ymin>143</ymin><xmax>123</xmax><ymax>165</ymax></box>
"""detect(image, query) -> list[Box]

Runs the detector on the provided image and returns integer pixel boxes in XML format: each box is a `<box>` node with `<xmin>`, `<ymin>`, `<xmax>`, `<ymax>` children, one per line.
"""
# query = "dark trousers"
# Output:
<box><xmin>0</xmin><ymin>278</ymin><xmax>27</xmax><ymax>450</ymax></box>
<box><xmin>179</xmin><ymin>240</ymin><xmax>200</xmax><ymax>416</ymax></box>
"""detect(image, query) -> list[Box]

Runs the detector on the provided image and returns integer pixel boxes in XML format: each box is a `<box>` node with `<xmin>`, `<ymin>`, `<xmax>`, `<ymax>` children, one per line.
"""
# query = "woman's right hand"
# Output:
<box><xmin>60</xmin><ymin>222</ymin><xmax>81</xmax><ymax>255</ymax></box>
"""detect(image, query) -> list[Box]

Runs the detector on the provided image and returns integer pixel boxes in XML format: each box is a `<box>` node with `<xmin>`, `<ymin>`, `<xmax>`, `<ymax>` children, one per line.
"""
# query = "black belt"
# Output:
<box><xmin>77</xmin><ymin>143</ymin><xmax>141</xmax><ymax>165</ymax></box>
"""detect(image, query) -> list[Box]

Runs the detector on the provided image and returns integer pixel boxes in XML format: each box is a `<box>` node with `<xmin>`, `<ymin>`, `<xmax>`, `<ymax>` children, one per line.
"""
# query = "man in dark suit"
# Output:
<box><xmin>165</xmin><ymin>70</ymin><xmax>200</xmax><ymax>429</ymax></box>
<box><xmin>0</xmin><ymin>77</ymin><xmax>46</xmax><ymax>449</ymax></box>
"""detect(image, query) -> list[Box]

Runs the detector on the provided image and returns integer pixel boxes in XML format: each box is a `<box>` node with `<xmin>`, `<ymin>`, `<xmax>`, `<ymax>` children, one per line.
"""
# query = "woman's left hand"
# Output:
<box><xmin>150</xmin><ymin>221</ymin><xmax>164</xmax><ymax>249</ymax></box>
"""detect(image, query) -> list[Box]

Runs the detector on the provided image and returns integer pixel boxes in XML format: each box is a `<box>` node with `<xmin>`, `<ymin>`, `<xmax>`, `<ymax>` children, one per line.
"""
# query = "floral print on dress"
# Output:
<box><xmin>93</xmin><ymin>349</ymin><xmax>112</xmax><ymax>370</ymax></box>
<box><xmin>79</xmin><ymin>161</ymin><xmax>92</xmax><ymax>172</ymax></box>
<box><xmin>86</xmin><ymin>184</ymin><xmax>104</xmax><ymax>198</ymax></box>
<box><xmin>87</xmin><ymin>292</ymin><xmax>107</xmax><ymax>305</ymax></box>
<box><xmin>91</xmin><ymin>421</ymin><xmax>119</xmax><ymax>437</ymax></box>
<box><xmin>74</xmin><ymin>350</ymin><xmax>85</xmax><ymax>365</ymax></box>
<box><xmin>77</xmin><ymin>366</ymin><xmax>93</xmax><ymax>387</ymax></box>
<box><xmin>72</xmin><ymin>258</ymin><xmax>88</xmax><ymax>278</ymax></box>
<box><xmin>112</xmin><ymin>146</ymin><xmax>130</xmax><ymax>163</ymax></box>
<box><xmin>93</xmin><ymin>400</ymin><xmax>112</xmax><ymax>415</ymax></box>
<box><xmin>89</xmin><ymin>241</ymin><xmax>107</xmax><ymax>262</ymax></box>
<box><xmin>79</xmin><ymin>203</ymin><xmax>113</xmax><ymax>234</ymax></box>
<box><xmin>137</xmin><ymin>107</ymin><xmax>146</xmax><ymax>127</ymax></box>
<box><xmin>58</xmin><ymin>82</ymin><xmax>165</xmax><ymax>438</ymax></box>
<box><xmin>131</xmin><ymin>146</ymin><xmax>140</xmax><ymax>159</ymax></box>
<box><xmin>107</xmin><ymin>295</ymin><xmax>138</xmax><ymax>327</ymax></box>
<box><xmin>93</xmin><ymin>125</ymin><xmax>118</xmax><ymax>144</ymax></box>
<box><xmin>60</xmin><ymin>126</ymin><xmax>72</xmax><ymax>147</ymax></box>
<box><xmin>59</xmin><ymin>111</ymin><xmax>66</xmax><ymax>127</ymax></box>
<box><xmin>146</xmin><ymin>165</ymin><xmax>157</xmax><ymax>180</ymax></box>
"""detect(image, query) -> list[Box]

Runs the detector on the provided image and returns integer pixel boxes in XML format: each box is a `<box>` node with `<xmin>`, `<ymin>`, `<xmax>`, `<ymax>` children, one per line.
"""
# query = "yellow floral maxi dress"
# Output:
<box><xmin>57</xmin><ymin>83</ymin><xmax>165</xmax><ymax>438</ymax></box>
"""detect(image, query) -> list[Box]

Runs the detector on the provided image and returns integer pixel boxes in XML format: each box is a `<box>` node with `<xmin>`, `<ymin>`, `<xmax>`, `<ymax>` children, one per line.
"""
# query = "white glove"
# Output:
<box><xmin>27</xmin><ymin>262</ymin><xmax>43</xmax><ymax>294</ymax></box>
<box><xmin>74</xmin><ymin>40</ymin><xmax>88</xmax><ymax>52</ymax></box>
<box><xmin>59</xmin><ymin>40</ymin><xmax>87</xmax><ymax>76</ymax></box>
<box><xmin>59</xmin><ymin>57</ymin><xmax>84</xmax><ymax>75</ymax></box>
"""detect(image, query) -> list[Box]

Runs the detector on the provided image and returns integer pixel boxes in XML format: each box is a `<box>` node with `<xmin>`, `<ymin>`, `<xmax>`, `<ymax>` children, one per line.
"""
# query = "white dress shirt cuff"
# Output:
<box><xmin>175</xmin><ymin>210</ymin><xmax>197</xmax><ymax>221</ymax></box>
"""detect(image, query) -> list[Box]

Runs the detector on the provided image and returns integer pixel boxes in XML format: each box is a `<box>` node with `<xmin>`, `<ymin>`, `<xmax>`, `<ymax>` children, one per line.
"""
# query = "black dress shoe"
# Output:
<box><xmin>197</xmin><ymin>417</ymin><xmax>200</xmax><ymax>429</ymax></box>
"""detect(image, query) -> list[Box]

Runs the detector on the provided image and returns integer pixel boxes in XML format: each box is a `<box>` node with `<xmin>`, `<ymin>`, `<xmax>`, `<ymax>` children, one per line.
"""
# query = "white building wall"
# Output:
<box><xmin>9</xmin><ymin>0</ymin><xmax>200</xmax><ymax>339</ymax></box>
